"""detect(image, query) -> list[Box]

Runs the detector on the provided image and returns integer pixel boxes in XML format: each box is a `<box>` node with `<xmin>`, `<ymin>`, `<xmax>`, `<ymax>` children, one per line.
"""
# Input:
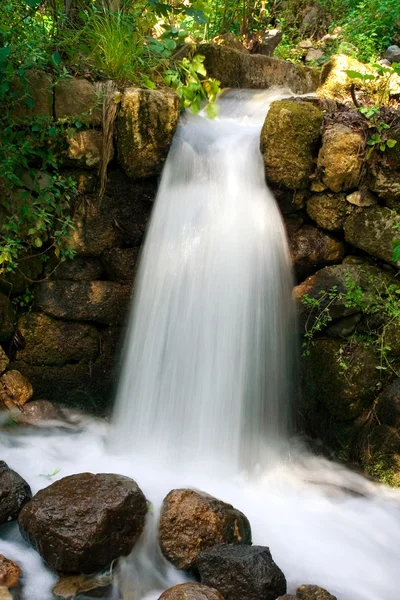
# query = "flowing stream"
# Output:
<box><xmin>1</xmin><ymin>89</ymin><xmax>400</xmax><ymax>600</ymax></box>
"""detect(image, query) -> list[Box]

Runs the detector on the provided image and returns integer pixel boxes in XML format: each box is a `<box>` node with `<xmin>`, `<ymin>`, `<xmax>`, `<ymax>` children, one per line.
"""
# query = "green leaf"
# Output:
<box><xmin>52</xmin><ymin>51</ymin><xmax>61</xmax><ymax>66</ymax></box>
<box><xmin>386</xmin><ymin>139</ymin><xmax>397</xmax><ymax>148</ymax></box>
<box><xmin>34</xmin><ymin>237</ymin><xmax>43</xmax><ymax>248</ymax></box>
<box><xmin>0</xmin><ymin>46</ymin><xmax>11</xmax><ymax>63</ymax></box>
<box><xmin>142</xmin><ymin>75</ymin><xmax>156</xmax><ymax>90</ymax></box>
<box><xmin>206</xmin><ymin>103</ymin><xmax>219</xmax><ymax>119</ymax></box>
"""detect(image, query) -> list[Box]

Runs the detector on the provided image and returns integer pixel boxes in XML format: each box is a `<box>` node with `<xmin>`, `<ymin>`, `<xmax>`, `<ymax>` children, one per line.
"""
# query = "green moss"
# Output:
<box><xmin>362</xmin><ymin>425</ymin><xmax>400</xmax><ymax>486</ymax></box>
<box><xmin>260</xmin><ymin>100</ymin><xmax>323</xmax><ymax>190</ymax></box>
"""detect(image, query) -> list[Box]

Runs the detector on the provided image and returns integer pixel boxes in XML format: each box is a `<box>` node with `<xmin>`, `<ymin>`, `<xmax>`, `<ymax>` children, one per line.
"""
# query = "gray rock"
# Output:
<box><xmin>0</xmin><ymin>461</ymin><xmax>32</xmax><ymax>525</ymax></box>
<box><xmin>385</xmin><ymin>45</ymin><xmax>400</xmax><ymax>64</ymax></box>
<box><xmin>260</xmin><ymin>29</ymin><xmax>283</xmax><ymax>56</ymax></box>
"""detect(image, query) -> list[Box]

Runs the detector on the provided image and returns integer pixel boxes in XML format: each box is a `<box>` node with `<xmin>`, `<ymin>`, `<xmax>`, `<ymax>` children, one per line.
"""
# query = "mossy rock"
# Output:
<box><xmin>116</xmin><ymin>87</ymin><xmax>180</xmax><ymax>179</ymax></box>
<box><xmin>260</xmin><ymin>100</ymin><xmax>323</xmax><ymax>190</ymax></box>
<box><xmin>362</xmin><ymin>425</ymin><xmax>400</xmax><ymax>486</ymax></box>
<box><xmin>306</xmin><ymin>192</ymin><xmax>354</xmax><ymax>231</ymax></box>
<box><xmin>17</xmin><ymin>312</ymin><xmax>100</xmax><ymax>366</ymax></box>
<box><xmin>302</xmin><ymin>338</ymin><xmax>381</xmax><ymax>421</ymax></box>
<box><xmin>344</xmin><ymin>206</ymin><xmax>400</xmax><ymax>266</ymax></box>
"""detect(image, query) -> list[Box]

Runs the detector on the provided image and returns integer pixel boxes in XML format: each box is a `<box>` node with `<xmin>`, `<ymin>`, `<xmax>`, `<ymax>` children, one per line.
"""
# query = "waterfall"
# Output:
<box><xmin>111</xmin><ymin>89</ymin><xmax>296</xmax><ymax>471</ymax></box>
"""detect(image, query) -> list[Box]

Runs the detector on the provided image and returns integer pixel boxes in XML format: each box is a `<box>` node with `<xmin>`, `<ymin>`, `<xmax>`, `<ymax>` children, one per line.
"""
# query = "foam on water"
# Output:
<box><xmin>1</xmin><ymin>89</ymin><xmax>400</xmax><ymax>600</ymax></box>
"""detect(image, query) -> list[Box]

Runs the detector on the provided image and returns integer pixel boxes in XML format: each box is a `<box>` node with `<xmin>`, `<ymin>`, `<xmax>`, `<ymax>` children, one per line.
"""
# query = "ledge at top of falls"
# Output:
<box><xmin>201</xmin><ymin>43</ymin><xmax>320</xmax><ymax>94</ymax></box>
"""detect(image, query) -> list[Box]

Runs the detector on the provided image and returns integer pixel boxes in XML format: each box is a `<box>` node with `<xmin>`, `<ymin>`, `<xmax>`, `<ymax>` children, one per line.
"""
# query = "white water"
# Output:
<box><xmin>112</xmin><ymin>89</ymin><xmax>296</xmax><ymax>472</ymax></box>
<box><xmin>1</xmin><ymin>89</ymin><xmax>400</xmax><ymax>600</ymax></box>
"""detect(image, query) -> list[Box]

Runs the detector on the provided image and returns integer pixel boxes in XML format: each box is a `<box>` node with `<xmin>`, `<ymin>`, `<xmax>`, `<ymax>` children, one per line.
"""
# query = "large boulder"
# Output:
<box><xmin>158</xmin><ymin>489</ymin><xmax>251</xmax><ymax>571</ymax></box>
<box><xmin>34</xmin><ymin>280</ymin><xmax>131</xmax><ymax>325</ymax></box>
<box><xmin>0</xmin><ymin>370</ymin><xmax>33</xmax><ymax>409</ymax></box>
<box><xmin>261</xmin><ymin>100</ymin><xmax>323</xmax><ymax>190</ymax></box>
<box><xmin>306</xmin><ymin>192</ymin><xmax>354</xmax><ymax>230</ymax></box>
<box><xmin>0</xmin><ymin>461</ymin><xmax>32</xmax><ymax>525</ymax></box>
<box><xmin>344</xmin><ymin>206</ymin><xmax>400</xmax><ymax>266</ymax></box>
<box><xmin>196</xmin><ymin>545</ymin><xmax>286</xmax><ymax>600</ymax></box>
<box><xmin>18</xmin><ymin>473</ymin><xmax>147</xmax><ymax>573</ymax></box>
<box><xmin>158</xmin><ymin>583</ymin><xmax>224</xmax><ymax>600</ymax></box>
<box><xmin>55</xmin><ymin>78</ymin><xmax>101</xmax><ymax>125</ymax></box>
<box><xmin>12</xmin><ymin>70</ymin><xmax>53</xmax><ymax>121</ymax></box>
<box><xmin>289</xmin><ymin>225</ymin><xmax>344</xmax><ymax>279</ymax></box>
<box><xmin>318</xmin><ymin>54</ymin><xmax>372</xmax><ymax>100</ymax></box>
<box><xmin>0</xmin><ymin>294</ymin><xmax>15</xmax><ymax>343</ymax></box>
<box><xmin>202</xmin><ymin>44</ymin><xmax>319</xmax><ymax>93</ymax></box>
<box><xmin>16</xmin><ymin>312</ymin><xmax>100</xmax><ymax>366</ymax></box>
<box><xmin>296</xmin><ymin>585</ymin><xmax>337</xmax><ymax>600</ymax></box>
<box><xmin>302</xmin><ymin>338</ymin><xmax>381</xmax><ymax>420</ymax></box>
<box><xmin>117</xmin><ymin>87</ymin><xmax>180</xmax><ymax>179</ymax></box>
<box><xmin>317</xmin><ymin>123</ymin><xmax>365</xmax><ymax>192</ymax></box>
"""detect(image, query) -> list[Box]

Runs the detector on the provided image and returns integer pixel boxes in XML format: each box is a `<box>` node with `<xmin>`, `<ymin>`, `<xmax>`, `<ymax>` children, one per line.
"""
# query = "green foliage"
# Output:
<box><xmin>301</xmin><ymin>272</ymin><xmax>400</xmax><ymax>379</ymax></box>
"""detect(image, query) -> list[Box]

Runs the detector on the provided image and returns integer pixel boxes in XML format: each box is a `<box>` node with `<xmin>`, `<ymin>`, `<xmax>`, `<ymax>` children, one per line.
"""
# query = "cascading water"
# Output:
<box><xmin>1</xmin><ymin>89</ymin><xmax>400</xmax><ymax>600</ymax></box>
<box><xmin>111</xmin><ymin>88</ymin><xmax>296</xmax><ymax>471</ymax></box>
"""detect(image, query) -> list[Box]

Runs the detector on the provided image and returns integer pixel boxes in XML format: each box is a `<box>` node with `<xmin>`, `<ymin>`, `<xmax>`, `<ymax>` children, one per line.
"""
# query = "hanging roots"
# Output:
<box><xmin>97</xmin><ymin>80</ymin><xmax>121</xmax><ymax>202</ymax></box>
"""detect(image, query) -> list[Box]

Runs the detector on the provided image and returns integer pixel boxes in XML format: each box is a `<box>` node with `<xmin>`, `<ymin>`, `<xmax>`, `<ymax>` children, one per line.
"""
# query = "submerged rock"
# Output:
<box><xmin>18</xmin><ymin>472</ymin><xmax>147</xmax><ymax>573</ymax></box>
<box><xmin>52</xmin><ymin>571</ymin><xmax>113</xmax><ymax>600</ymax></box>
<box><xmin>158</xmin><ymin>583</ymin><xmax>224</xmax><ymax>600</ymax></box>
<box><xmin>344</xmin><ymin>206</ymin><xmax>400</xmax><ymax>265</ymax></box>
<box><xmin>289</xmin><ymin>225</ymin><xmax>344</xmax><ymax>279</ymax></box>
<box><xmin>0</xmin><ymin>461</ymin><xmax>32</xmax><ymax>525</ymax></box>
<box><xmin>117</xmin><ymin>87</ymin><xmax>180</xmax><ymax>179</ymax></box>
<box><xmin>196</xmin><ymin>545</ymin><xmax>286</xmax><ymax>600</ymax></box>
<box><xmin>296</xmin><ymin>585</ymin><xmax>337</xmax><ymax>600</ymax></box>
<box><xmin>12</xmin><ymin>399</ymin><xmax>66</xmax><ymax>426</ymax></box>
<box><xmin>317</xmin><ymin>123</ymin><xmax>364</xmax><ymax>192</ymax></box>
<box><xmin>261</xmin><ymin>100</ymin><xmax>323</xmax><ymax>190</ymax></box>
<box><xmin>158</xmin><ymin>489</ymin><xmax>251</xmax><ymax>571</ymax></box>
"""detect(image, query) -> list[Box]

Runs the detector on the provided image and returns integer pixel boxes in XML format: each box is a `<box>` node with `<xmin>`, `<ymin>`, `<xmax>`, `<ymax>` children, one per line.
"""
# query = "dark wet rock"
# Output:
<box><xmin>102</xmin><ymin>248</ymin><xmax>139</xmax><ymax>282</ymax></box>
<box><xmin>344</xmin><ymin>206</ymin><xmax>400</xmax><ymax>266</ymax></box>
<box><xmin>325</xmin><ymin>313</ymin><xmax>362</xmax><ymax>337</ymax></box>
<box><xmin>55</xmin><ymin>78</ymin><xmax>102</xmax><ymax>126</ymax></box>
<box><xmin>376</xmin><ymin>379</ymin><xmax>400</xmax><ymax>429</ymax></box>
<box><xmin>51</xmin><ymin>257</ymin><xmax>103</xmax><ymax>281</ymax></box>
<box><xmin>306</xmin><ymin>192</ymin><xmax>354</xmax><ymax>231</ymax></box>
<box><xmin>302</xmin><ymin>338</ymin><xmax>381</xmax><ymax>420</ymax></box>
<box><xmin>317</xmin><ymin>123</ymin><xmax>364</xmax><ymax>193</ymax></box>
<box><xmin>289</xmin><ymin>225</ymin><xmax>344</xmax><ymax>280</ymax></box>
<box><xmin>159</xmin><ymin>489</ymin><xmax>251</xmax><ymax>571</ymax></box>
<box><xmin>196</xmin><ymin>545</ymin><xmax>286</xmax><ymax>600</ymax></box>
<box><xmin>261</xmin><ymin>100</ymin><xmax>323</xmax><ymax>190</ymax></box>
<box><xmin>158</xmin><ymin>582</ymin><xmax>224</xmax><ymax>600</ymax></box>
<box><xmin>18</xmin><ymin>473</ymin><xmax>147</xmax><ymax>573</ymax></box>
<box><xmin>0</xmin><ymin>461</ymin><xmax>32</xmax><ymax>525</ymax></box>
<box><xmin>202</xmin><ymin>44</ymin><xmax>319</xmax><ymax>93</ymax></box>
<box><xmin>0</xmin><ymin>294</ymin><xmax>15</xmax><ymax>343</ymax></box>
<box><xmin>34</xmin><ymin>280</ymin><xmax>131</xmax><ymax>325</ymax></box>
<box><xmin>117</xmin><ymin>87</ymin><xmax>180</xmax><ymax>179</ymax></box>
<box><xmin>296</xmin><ymin>585</ymin><xmax>337</xmax><ymax>600</ymax></box>
<box><xmin>0</xmin><ymin>254</ymin><xmax>43</xmax><ymax>296</ymax></box>
<box><xmin>0</xmin><ymin>370</ymin><xmax>33</xmax><ymax>409</ymax></box>
<box><xmin>16</xmin><ymin>312</ymin><xmax>100</xmax><ymax>366</ymax></box>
